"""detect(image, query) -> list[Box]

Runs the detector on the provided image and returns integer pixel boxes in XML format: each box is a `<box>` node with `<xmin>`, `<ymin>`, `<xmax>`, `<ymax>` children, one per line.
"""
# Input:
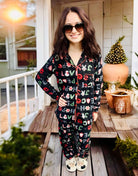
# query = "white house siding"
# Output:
<box><xmin>104</xmin><ymin>0</ymin><xmax>133</xmax><ymax>73</ymax></box>
<box><xmin>132</xmin><ymin>0</ymin><xmax>138</xmax><ymax>85</ymax></box>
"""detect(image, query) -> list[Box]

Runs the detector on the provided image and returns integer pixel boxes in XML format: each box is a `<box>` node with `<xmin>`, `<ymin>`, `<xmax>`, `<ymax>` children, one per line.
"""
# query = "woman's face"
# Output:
<box><xmin>64</xmin><ymin>12</ymin><xmax>84</xmax><ymax>45</ymax></box>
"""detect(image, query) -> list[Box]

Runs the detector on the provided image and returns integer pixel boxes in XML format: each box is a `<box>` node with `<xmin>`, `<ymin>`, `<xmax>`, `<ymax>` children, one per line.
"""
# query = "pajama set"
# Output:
<box><xmin>35</xmin><ymin>51</ymin><xmax>103</xmax><ymax>159</ymax></box>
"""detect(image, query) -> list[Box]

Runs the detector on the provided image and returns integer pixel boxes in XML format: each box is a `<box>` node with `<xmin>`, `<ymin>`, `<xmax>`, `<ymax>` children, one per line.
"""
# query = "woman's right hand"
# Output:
<box><xmin>58</xmin><ymin>96</ymin><xmax>67</xmax><ymax>107</ymax></box>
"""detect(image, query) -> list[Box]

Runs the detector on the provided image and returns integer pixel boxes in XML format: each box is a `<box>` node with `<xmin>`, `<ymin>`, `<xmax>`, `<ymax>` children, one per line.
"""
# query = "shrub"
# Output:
<box><xmin>0</xmin><ymin>123</ymin><xmax>41</xmax><ymax>176</ymax></box>
<box><xmin>114</xmin><ymin>137</ymin><xmax>138</xmax><ymax>175</ymax></box>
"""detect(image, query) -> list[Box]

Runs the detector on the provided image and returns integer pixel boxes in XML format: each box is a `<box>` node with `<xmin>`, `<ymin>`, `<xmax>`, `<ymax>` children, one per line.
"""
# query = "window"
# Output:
<box><xmin>17</xmin><ymin>49</ymin><xmax>36</xmax><ymax>67</ymax></box>
<box><xmin>15</xmin><ymin>25</ymin><xmax>36</xmax><ymax>67</ymax></box>
<box><xmin>0</xmin><ymin>44</ymin><xmax>6</xmax><ymax>60</ymax></box>
<box><xmin>0</xmin><ymin>27</ymin><xmax>7</xmax><ymax>61</ymax></box>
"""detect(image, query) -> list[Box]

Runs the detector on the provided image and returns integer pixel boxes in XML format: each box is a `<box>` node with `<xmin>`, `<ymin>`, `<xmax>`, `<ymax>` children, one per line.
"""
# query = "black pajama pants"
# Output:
<box><xmin>58</xmin><ymin>116</ymin><xmax>92</xmax><ymax>159</ymax></box>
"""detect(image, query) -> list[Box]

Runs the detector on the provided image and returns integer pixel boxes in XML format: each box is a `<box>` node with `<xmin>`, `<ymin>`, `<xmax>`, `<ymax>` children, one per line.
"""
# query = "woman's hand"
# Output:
<box><xmin>58</xmin><ymin>96</ymin><xmax>67</xmax><ymax>107</ymax></box>
<box><xmin>93</xmin><ymin>112</ymin><xmax>98</xmax><ymax>122</ymax></box>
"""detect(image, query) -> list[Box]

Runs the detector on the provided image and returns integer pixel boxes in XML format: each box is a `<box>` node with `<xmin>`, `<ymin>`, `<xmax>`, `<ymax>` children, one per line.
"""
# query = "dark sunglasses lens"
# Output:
<box><xmin>75</xmin><ymin>23</ymin><xmax>84</xmax><ymax>31</ymax></box>
<box><xmin>63</xmin><ymin>25</ymin><xmax>73</xmax><ymax>33</ymax></box>
<box><xmin>63</xmin><ymin>23</ymin><xmax>84</xmax><ymax>33</ymax></box>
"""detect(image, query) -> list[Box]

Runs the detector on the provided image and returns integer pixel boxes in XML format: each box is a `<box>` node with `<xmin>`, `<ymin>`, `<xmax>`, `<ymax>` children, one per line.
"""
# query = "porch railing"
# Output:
<box><xmin>0</xmin><ymin>70</ymin><xmax>38</xmax><ymax>136</ymax></box>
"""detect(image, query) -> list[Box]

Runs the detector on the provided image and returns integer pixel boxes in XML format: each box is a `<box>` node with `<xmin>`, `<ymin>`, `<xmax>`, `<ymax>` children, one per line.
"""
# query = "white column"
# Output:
<box><xmin>131</xmin><ymin>0</ymin><xmax>138</xmax><ymax>86</ymax></box>
<box><xmin>36</xmin><ymin>0</ymin><xmax>51</xmax><ymax>110</ymax></box>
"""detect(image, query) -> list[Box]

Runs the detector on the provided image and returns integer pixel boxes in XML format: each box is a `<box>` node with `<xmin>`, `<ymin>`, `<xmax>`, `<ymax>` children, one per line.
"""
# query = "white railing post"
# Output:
<box><xmin>15</xmin><ymin>78</ymin><xmax>19</xmax><ymax>123</ymax></box>
<box><xmin>0</xmin><ymin>70</ymin><xmax>38</xmax><ymax>135</ymax></box>
<box><xmin>34</xmin><ymin>77</ymin><xmax>37</xmax><ymax>98</ymax></box>
<box><xmin>24</xmin><ymin>76</ymin><xmax>28</xmax><ymax>118</ymax></box>
<box><xmin>6</xmin><ymin>81</ymin><xmax>11</xmax><ymax>130</ymax></box>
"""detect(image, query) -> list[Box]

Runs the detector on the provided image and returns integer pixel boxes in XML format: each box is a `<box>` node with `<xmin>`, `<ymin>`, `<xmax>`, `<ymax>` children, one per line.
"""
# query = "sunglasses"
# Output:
<box><xmin>63</xmin><ymin>23</ymin><xmax>84</xmax><ymax>33</ymax></box>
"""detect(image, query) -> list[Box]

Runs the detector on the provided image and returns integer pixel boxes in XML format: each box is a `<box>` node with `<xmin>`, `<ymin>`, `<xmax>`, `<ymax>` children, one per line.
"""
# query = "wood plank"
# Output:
<box><xmin>126</xmin><ymin>119</ymin><xmax>138</xmax><ymax>130</ymax></box>
<box><xmin>103</xmin><ymin>119</ymin><xmax>116</xmax><ymax>132</ymax></box>
<box><xmin>42</xmin><ymin>134</ymin><xmax>62</xmax><ymax>176</ymax></box>
<box><xmin>118</xmin><ymin>130</ymin><xmax>138</xmax><ymax>144</ymax></box>
<box><xmin>91</xmin><ymin>139</ymin><xmax>108</xmax><ymax>176</ymax></box>
<box><xmin>91</xmin><ymin>122</ymin><xmax>98</xmax><ymax>132</ymax></box>
<box><xmin>117</xmin><ymin>131</ymin><xmax>128</xmax><ymax>141</ymax></box>
<box><xmin>34</xmin><ymin>131</ymin><xmax>51</xmax><ymax>176</ymax></box>
<box><xmin>77</xmin><ymin>154</ymin><xmax>93</xmax><ymax>176</ymax></box>
<box><xmin>101</xmin><ymin>138</ymin><xmax>130</xmax><ymax>176</ymax></box>
<box><xmin>109</xmin><ymin>109</ymin><xmax>121</xmax><ymax>119</ymax></box>
<box><xmin>29</xmin><ymin>110</ymin><xmax>43</xmax><ymax>132</ymax></box>
<box><xmin>51</xmin><ymin>113</ymin><xmax>58</xmax><ymax>133</ymax></box>
<box><xmin>133</xmin><ymin>129</ymin><xmax>138</xmax><ymax>138</ymax></box>
<box><xmin>36</xmin><ymin>107</ymin><xmax>50</xmax><ymax>133</ymax></box>
<box><xmin>62</xmin><ymin>155</ymin><xmax>77</xmax><ymax>176</ymax></box>
<box><xmin>39</xmin><ymin>106</ymin><xmax>50</xmax><ymax>132</ymax></box>
<box><xmin>125</xmin><ymin>130</ymin><xmax>138</xmax><ymax>144</ymax></box>
<box><xmin>94</xmin><ymin>112</ymin><xmax>107</xmax><ymax>132</ymax></box>
<box><xmin>90</xmin><ymin>132</ymin><xmax>117</xmax><ymax>138</ymax></box>
<box><xmin>42</xmin><ymin>106</ymin><xmax>55</xmax><ymax>132</ymax></box>
<box><xmin>100</xmin><ymin>105</ymin><xmax>117</xmax><ymax>133</ymax></box>
<box><xmin>102</xmin><ymin>140</ymin><xmax>119</xmax><ymax>176</ymax></box>
<box><xmin>99</xmin><ymin>104</ymin><xmax>110</xmax><ymax>119</ymax></box>
<box><xmin>112</xmin><ymin>119</ymin><xmax>131</xmax><ymax>131</ymax></box>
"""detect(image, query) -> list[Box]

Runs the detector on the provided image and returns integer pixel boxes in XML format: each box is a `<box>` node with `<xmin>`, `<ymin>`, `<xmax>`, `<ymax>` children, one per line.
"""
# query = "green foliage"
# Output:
<box><xmin>123</xmin><ymin>16</ymin><xmax>133</xmax><ymax>25</ymax></box>
<box><xmin>114</xmin><ymin>137</ymin><xmax>138</xmax><ymax>174</ymax></box>
<box><xmin>135</xmin><ymin>52</ymin><xmax>138</xmax><ymax>57</ymax></box>
<box><xmin>0</xmin><ymin>123</ymin><xmax>41</xmax><ymax>176</ymax></box>
<box><xmin>132</xmin><ymin>52</ymin><xmax>138</xmax><ymax>89</ymax></box>
<box><xmin>119</xmin><ymin>75</ymin><xmax>133</xmax><ymax>90</ymax></box>
<box><xmin>102</xmin><ymin>81</ymin><xmax>108</xmax><ymax>95</ymax></box>
<box><xmin>104</xmin><ymin>36</ymin><xmax>128</xmax><ymax>64</ymax></box>
<box><xmin>26</xmin><ymin>59</ymin><xmax>36</xmax><ymax>71</ymax></box>
<box><xmin>24</xmin><ymin>40</ymin><xmax>36</xmax><ymax>47</ymax></box>
<box><xmin>132</xmin><ymin>73</ymin><xmax>138</xmax><ymax>90</ymax></box>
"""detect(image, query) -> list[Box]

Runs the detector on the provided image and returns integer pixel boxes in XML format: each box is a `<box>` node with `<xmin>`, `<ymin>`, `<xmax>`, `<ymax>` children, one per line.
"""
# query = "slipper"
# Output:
<box><xmin>65</xmin><ymin>157</ymin><xmax>77</xmax><ymax>172</ymax></box>
<box><xmin>76</xmin><ymin>157</ymin><xmax>88</xmax><ymax>171</ymax></box>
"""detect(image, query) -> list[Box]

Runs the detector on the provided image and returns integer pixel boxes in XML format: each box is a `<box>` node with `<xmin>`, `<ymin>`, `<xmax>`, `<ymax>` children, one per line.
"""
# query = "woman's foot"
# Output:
<box><xmin>65</xmin><ymin>157</ymin><xmax>77</xmax><ymax>172</ymax></box>
<box><xmin>76</xmin><ymin>157</ymin><xmax>88</xmax><ymax>171</ymax></box>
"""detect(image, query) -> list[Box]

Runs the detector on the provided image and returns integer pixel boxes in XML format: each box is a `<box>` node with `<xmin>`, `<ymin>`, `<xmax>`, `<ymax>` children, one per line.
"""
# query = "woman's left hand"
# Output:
<box><xmin>93</xmin><ymin>112</ymin><xmax>98</xmax><ymax>122</ymax></box>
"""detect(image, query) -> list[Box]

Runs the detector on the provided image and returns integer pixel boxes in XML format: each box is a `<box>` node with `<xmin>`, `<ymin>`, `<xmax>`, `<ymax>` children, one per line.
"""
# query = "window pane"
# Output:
<box><xmin>15</xmin><ymin>25</ymin><xmax>36</xmax><ymax>42</ymax></box>
<box><xmin>0</xmin><ymin>45</ymin><xmax>6</xmax><ymax>60</ymax></box>
<box><xmin>0</xmin><ymin>28</ymin><xmax>6</xmax><ymax>43</ymax></box>
<box><xmin>17</xmin><ymin>50</ymin><xmax>36</xmax><ymax>67</ymax></box>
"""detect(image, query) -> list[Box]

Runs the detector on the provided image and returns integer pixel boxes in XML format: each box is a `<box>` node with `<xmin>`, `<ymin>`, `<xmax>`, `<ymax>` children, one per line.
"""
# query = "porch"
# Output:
<box><xmin>28</xmin><ymin>102</ymin><xmax>138</xmax><ymax>176</ymax></box>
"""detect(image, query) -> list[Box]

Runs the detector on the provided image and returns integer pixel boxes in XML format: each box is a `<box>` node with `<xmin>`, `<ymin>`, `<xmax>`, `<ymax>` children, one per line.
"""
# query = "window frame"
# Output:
<box><xmin>16</xmin><ymin>47</ymin><xmax>36</xmax><ymax>69</ymax></box>
<box><xmin>0</xmin><ymin>37</ymin><xmax>9</xmax><ymax>62</ymax></box>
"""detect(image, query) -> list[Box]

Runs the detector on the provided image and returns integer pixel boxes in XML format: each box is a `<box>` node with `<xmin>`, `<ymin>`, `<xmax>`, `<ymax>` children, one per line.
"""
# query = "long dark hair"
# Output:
<box><xmin>53</xmin><ymin>6</ymin><xmax>101</xmax><ymax>58</ymax></box>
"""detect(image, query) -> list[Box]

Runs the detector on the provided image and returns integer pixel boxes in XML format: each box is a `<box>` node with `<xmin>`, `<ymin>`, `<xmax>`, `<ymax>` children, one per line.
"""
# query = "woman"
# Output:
<box><xmin>35</xmin><ymin>6</ymin><xmax>103</xmax><ymax>172</ymax></box>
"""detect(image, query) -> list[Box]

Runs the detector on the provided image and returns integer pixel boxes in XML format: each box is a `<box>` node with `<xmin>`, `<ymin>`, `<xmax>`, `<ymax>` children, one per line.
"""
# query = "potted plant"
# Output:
<box><xmin>103</xmin><ymin>36</ymin><xmax>134</xmax><ymax>112</ymax></box>
<box><xmin>103</xmin><ymin>36</ymin><xmax>128</xmax><ymax>85</ymax></box>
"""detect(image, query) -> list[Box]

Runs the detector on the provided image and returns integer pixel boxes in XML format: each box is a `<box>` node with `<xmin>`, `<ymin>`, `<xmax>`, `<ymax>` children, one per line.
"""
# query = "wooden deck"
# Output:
<box><xmin>40</xmin><ymin>134</ymin><xmax>129</xmax><ymax>176</ymax></box>
<box><xmin>28</xmin><ymin>101</ymin><xmax>138</xmax><ymax>176</ymax></box>
<box><xmin>29</xmin><ymin>103</ymin><xmax>138</xmax><ymax>143</ymax></box>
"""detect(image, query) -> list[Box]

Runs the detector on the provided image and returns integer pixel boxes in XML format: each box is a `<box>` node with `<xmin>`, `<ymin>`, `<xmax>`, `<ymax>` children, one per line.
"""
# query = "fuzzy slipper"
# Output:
<box><xmin>76</xmin><ymin>157</ymin><xmax>88</xmax><ymax>171</ymax></box>
<box><xmin>65</xmin><ymin>157</ymin><xmax>77</xmax><ymax>172</ymax></box>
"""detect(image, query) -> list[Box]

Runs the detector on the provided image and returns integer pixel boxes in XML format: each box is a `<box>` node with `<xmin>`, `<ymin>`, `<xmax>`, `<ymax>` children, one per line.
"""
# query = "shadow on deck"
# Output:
<box><xmin>27</xmin><ymin>102</ymin><xmax>138</xmax><ymax>176</ymax></box>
